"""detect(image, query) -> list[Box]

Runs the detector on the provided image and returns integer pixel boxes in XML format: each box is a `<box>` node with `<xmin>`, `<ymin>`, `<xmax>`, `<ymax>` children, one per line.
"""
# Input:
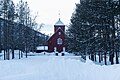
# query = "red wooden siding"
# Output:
<box><xmin>48</xmin><ymin>22</ymin><xmax>65</xmax><ymax>53</ymax></box>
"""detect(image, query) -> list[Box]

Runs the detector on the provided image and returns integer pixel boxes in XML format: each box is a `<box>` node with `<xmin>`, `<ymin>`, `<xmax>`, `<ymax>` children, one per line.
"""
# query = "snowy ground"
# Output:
<box><xmin>0</xmin><ymin>52</ymin><xmax>120</xmax><ymax>80</ymax></box>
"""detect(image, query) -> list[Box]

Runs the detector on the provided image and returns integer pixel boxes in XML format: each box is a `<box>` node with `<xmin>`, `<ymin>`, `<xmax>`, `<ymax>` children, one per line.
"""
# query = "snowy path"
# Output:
<box><xmin>0</xmin><ymin>55</ymin><xmax>120</xmax><ymax>80</ymax></box>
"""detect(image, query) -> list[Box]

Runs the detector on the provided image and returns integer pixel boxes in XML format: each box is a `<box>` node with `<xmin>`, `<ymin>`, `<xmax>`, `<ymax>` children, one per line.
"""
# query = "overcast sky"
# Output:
<box><xmin>13</xmin><ymin>0</ymin><xmax>80</xmax><ymax>35</ymax></box>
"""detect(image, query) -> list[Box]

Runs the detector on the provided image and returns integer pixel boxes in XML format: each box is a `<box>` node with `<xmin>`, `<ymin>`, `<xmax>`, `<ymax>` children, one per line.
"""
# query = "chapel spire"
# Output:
<box><xmin>59</xmin><ymin>10</ymin><xmax>60</xmax><ymax>20</ymax></box>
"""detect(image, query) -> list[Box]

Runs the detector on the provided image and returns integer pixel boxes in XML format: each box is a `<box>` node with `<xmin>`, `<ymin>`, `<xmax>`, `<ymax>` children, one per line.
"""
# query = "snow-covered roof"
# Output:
<box><xmin>36</xmin><ymin>46</ymin><xmax>48</xmax><ymax>50</ymax></box>
<box><xmin>54</xmin><ymin>18</ymin><xmax>65</xmax><ymax>26</ymax></box>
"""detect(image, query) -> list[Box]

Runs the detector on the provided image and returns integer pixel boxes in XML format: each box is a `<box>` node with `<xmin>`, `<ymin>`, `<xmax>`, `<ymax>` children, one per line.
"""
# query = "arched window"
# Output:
<box><xmin>57</xmin><ymin>38</ymin><xmax>62</xmax><ymax>45</ymax></box>
<box><xmin>58</xmin><ymin>32</ymin><xmax>61</xmax><ymax>35</ymax></box>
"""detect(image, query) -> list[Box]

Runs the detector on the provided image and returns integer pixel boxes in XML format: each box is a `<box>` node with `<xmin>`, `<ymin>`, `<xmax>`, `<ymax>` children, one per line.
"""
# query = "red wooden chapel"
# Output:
<box><xmin>48</xmin><ymin>18</ymin><xmax>65</xmax><ymax>53</ymax></box>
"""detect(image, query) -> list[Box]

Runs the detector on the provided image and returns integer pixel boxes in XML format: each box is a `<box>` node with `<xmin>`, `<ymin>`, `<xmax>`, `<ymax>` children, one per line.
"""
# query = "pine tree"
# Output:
<box><xmin>1</xmin><ymin>0</ymin><xmax>12</xmax><ymax>60</ymax></box>
<box><xmin>8</xmin><ymin>1</ymin><xmax>16</xmax><ymax>59</ymax></box>
<box><xmin>67</xmin><ymin>0</ymin><xmax>120</xmax><ymax>65</ymax></box>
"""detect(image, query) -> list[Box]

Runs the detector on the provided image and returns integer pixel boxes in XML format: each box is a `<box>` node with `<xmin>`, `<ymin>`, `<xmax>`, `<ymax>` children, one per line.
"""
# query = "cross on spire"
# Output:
<box><xmin>59</xmin><ymin>10</ymin><xmax>60</xmax><ymax>20</ymax></box>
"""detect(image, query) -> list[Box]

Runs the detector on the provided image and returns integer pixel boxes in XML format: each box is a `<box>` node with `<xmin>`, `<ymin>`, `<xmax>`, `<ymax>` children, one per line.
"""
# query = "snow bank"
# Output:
<box><xmin>0</xmin><ymin>54</ymin><xmax>120</xmax><ymax>80</ymax></box>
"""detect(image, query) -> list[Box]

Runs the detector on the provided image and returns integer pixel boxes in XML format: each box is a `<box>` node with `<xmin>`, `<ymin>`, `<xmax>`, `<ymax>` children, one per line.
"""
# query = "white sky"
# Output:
<box><xmin>13</xmin><ymin>0</ymin><xmax>80</xmax><ymax>35</ymax></box>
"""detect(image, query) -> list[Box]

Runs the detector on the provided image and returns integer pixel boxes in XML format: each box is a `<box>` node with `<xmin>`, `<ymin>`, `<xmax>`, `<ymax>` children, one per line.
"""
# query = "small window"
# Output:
<box><xmin>57</xmin><ymin>38</ymin><xmax>62</xmax><ymax>45</ymax></box>
<box><xmin>59</xmin><ymin>32</ymin><xmax>61</xmax><ymax>35</ymax></box>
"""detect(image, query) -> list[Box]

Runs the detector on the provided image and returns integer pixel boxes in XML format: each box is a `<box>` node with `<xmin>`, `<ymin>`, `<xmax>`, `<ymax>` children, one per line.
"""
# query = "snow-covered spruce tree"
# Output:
<box><xmin>16</xmin><ymin>0</ymin><xmax>28</xmax><ymax>58</ymax></box>
<box><xmin>7</xmin><ymin>1</ymin><xmax>16</xmax><ymax>59</ymax></box>
<box><xmin>30</xmin><ymin>17</ymin><xmax>38</xmax><ymax>52</ymax></box>
<box><xmin>108</xmin><ymin>0</ymin><xmax>120</xmax><ymax>64</ymax></box>
<box><xmin>0</xmin><ymin>0</ymin><xmax>17</xmax><ymax>60</ymax></box>
<box><xmin>67</xmin><ymin>0</ymin><xmax>120</xmax><ymax>65</ymax></box>
<box><xmin>16</xmin><ymin>0</ymin><xmax>26</xmax><ymax>59</ymax></box>
<box><xmin>16</xmin><ymin>0</ymin><xmax>33</xmax><ymax>58</ymax></box>
<box><xmin>115</xmin><ymin>0</ymin><xmax>120</xmax><ymax>64</ymax></box>
<box><xmin>91</xmin><ymin>0</ymin><xmax>112</xmax><ymax>64</ymax></box>
<box><xmin>102</xmin><ymin>0</ymin><xmax>120</xmax><ymax>65</ymax></box>
<box><xmin>1</xmin><ymin>0</ymin><xmax>13</xmax><ymax>60</ymax></box>
<box><xmin>16</xmin><ymin>0</ymin><xmax>45</xmax><ymax>58</ymax></box>
<box><xmin>0</xmin><ymin>1</ymin><xmax>2</xmax><ymax>53</ymax></box>
<box><xmin>24</xmin><ymin>1</ymin><xmax>31</xmax><ymax>58</ymax></box>
<box><xmin>67</xmin><ymin>0</ymin><xmax>92</xmax><ymax>59</ymax></box>
<box><xmin>16</xmin><ymin>0</ymin><xmax>39</xmax><ymax>58</ymax></box>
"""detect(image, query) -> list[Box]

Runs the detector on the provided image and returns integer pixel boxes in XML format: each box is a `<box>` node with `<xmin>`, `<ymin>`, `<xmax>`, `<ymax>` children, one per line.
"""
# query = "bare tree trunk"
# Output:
<box><xmin>98</xmin><ymin>51</ymin><xmax>101</xmax><ymax>63</ymax></box>
<box><xmin>101</xmin><ymin>53</ymin><xmax>103</xmax><ymax>62</ymax></box>
<box><xmin>19</xmin><ymin>50</ymin><xmax>21</xmax><ymax>59</ymax></box>
<box><xmin>104</xmin><ymin>52</ymin><xmax>107</xmax><ymax>65</ymax></box>
<box><xmin>12</xmin><ymin>49</ymin><xmax>14</xmax><ymax>59</ymax></box>
<box><xmin>94</xmin><ymin>52</ymin><xmax>96</xmax><ymax>62</ymax></box>
<box><xmin>116</xmin><ymin>51</ymin><xmax>119</xmax><ymax>64</ymax></box>
<box><xmin>26</xmin><ymin>50</ymin><xmax>27</xmax><ymax>58</ymax></box>
<box><xmin>0</xmin><ymin>27</ymin><xmax>1</xmax><ymax>53</ymax></box>
<box><xmin>89</xmin><ymin>55</ymin><xmax>91</xmax><ymax>59</ymax></box>
<box><xmin>111</xmin><ymin>2</ymin><xmax>115</xmax><ymax>65</ymax></box>
<box><xmin>91</xmin><ymin>52</ymin><xmax>94</xmax><ymax>61</ymax></box>
<box><xmin>4</xmin><ymin>50</ymin><xmax>6</xmax><ymax>60</ymax></box>
<box><xmin>110</xmin><ymin>51</ymin><xmax>114</xmax><ymax>65</ymax></box>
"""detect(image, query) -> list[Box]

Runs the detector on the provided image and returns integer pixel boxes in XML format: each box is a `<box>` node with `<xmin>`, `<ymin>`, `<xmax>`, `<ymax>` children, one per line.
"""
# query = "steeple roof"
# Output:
<box><xmin>54</xmin><ymin>18</ymin><xmax>65</xmax><ymax>26</ymax></box>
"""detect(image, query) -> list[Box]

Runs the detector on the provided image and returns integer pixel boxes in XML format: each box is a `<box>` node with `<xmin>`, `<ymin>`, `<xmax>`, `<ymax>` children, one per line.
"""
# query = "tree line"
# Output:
<box><xmin>67</xmin><ymin>0</ymin><xmax>120</xmax><ymax>65</ymax></box>
<box><xmin>0</xmin><ymin>0</ymin><xmax>48</xmax><ymax>60</ymax></box>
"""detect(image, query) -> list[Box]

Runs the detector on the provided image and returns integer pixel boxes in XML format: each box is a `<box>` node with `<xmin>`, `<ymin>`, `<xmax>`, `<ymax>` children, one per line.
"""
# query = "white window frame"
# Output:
<box><xmin>57</xmin><ymin>38</ymin><xmax>62</xmax><ymax>45</ymax></box>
